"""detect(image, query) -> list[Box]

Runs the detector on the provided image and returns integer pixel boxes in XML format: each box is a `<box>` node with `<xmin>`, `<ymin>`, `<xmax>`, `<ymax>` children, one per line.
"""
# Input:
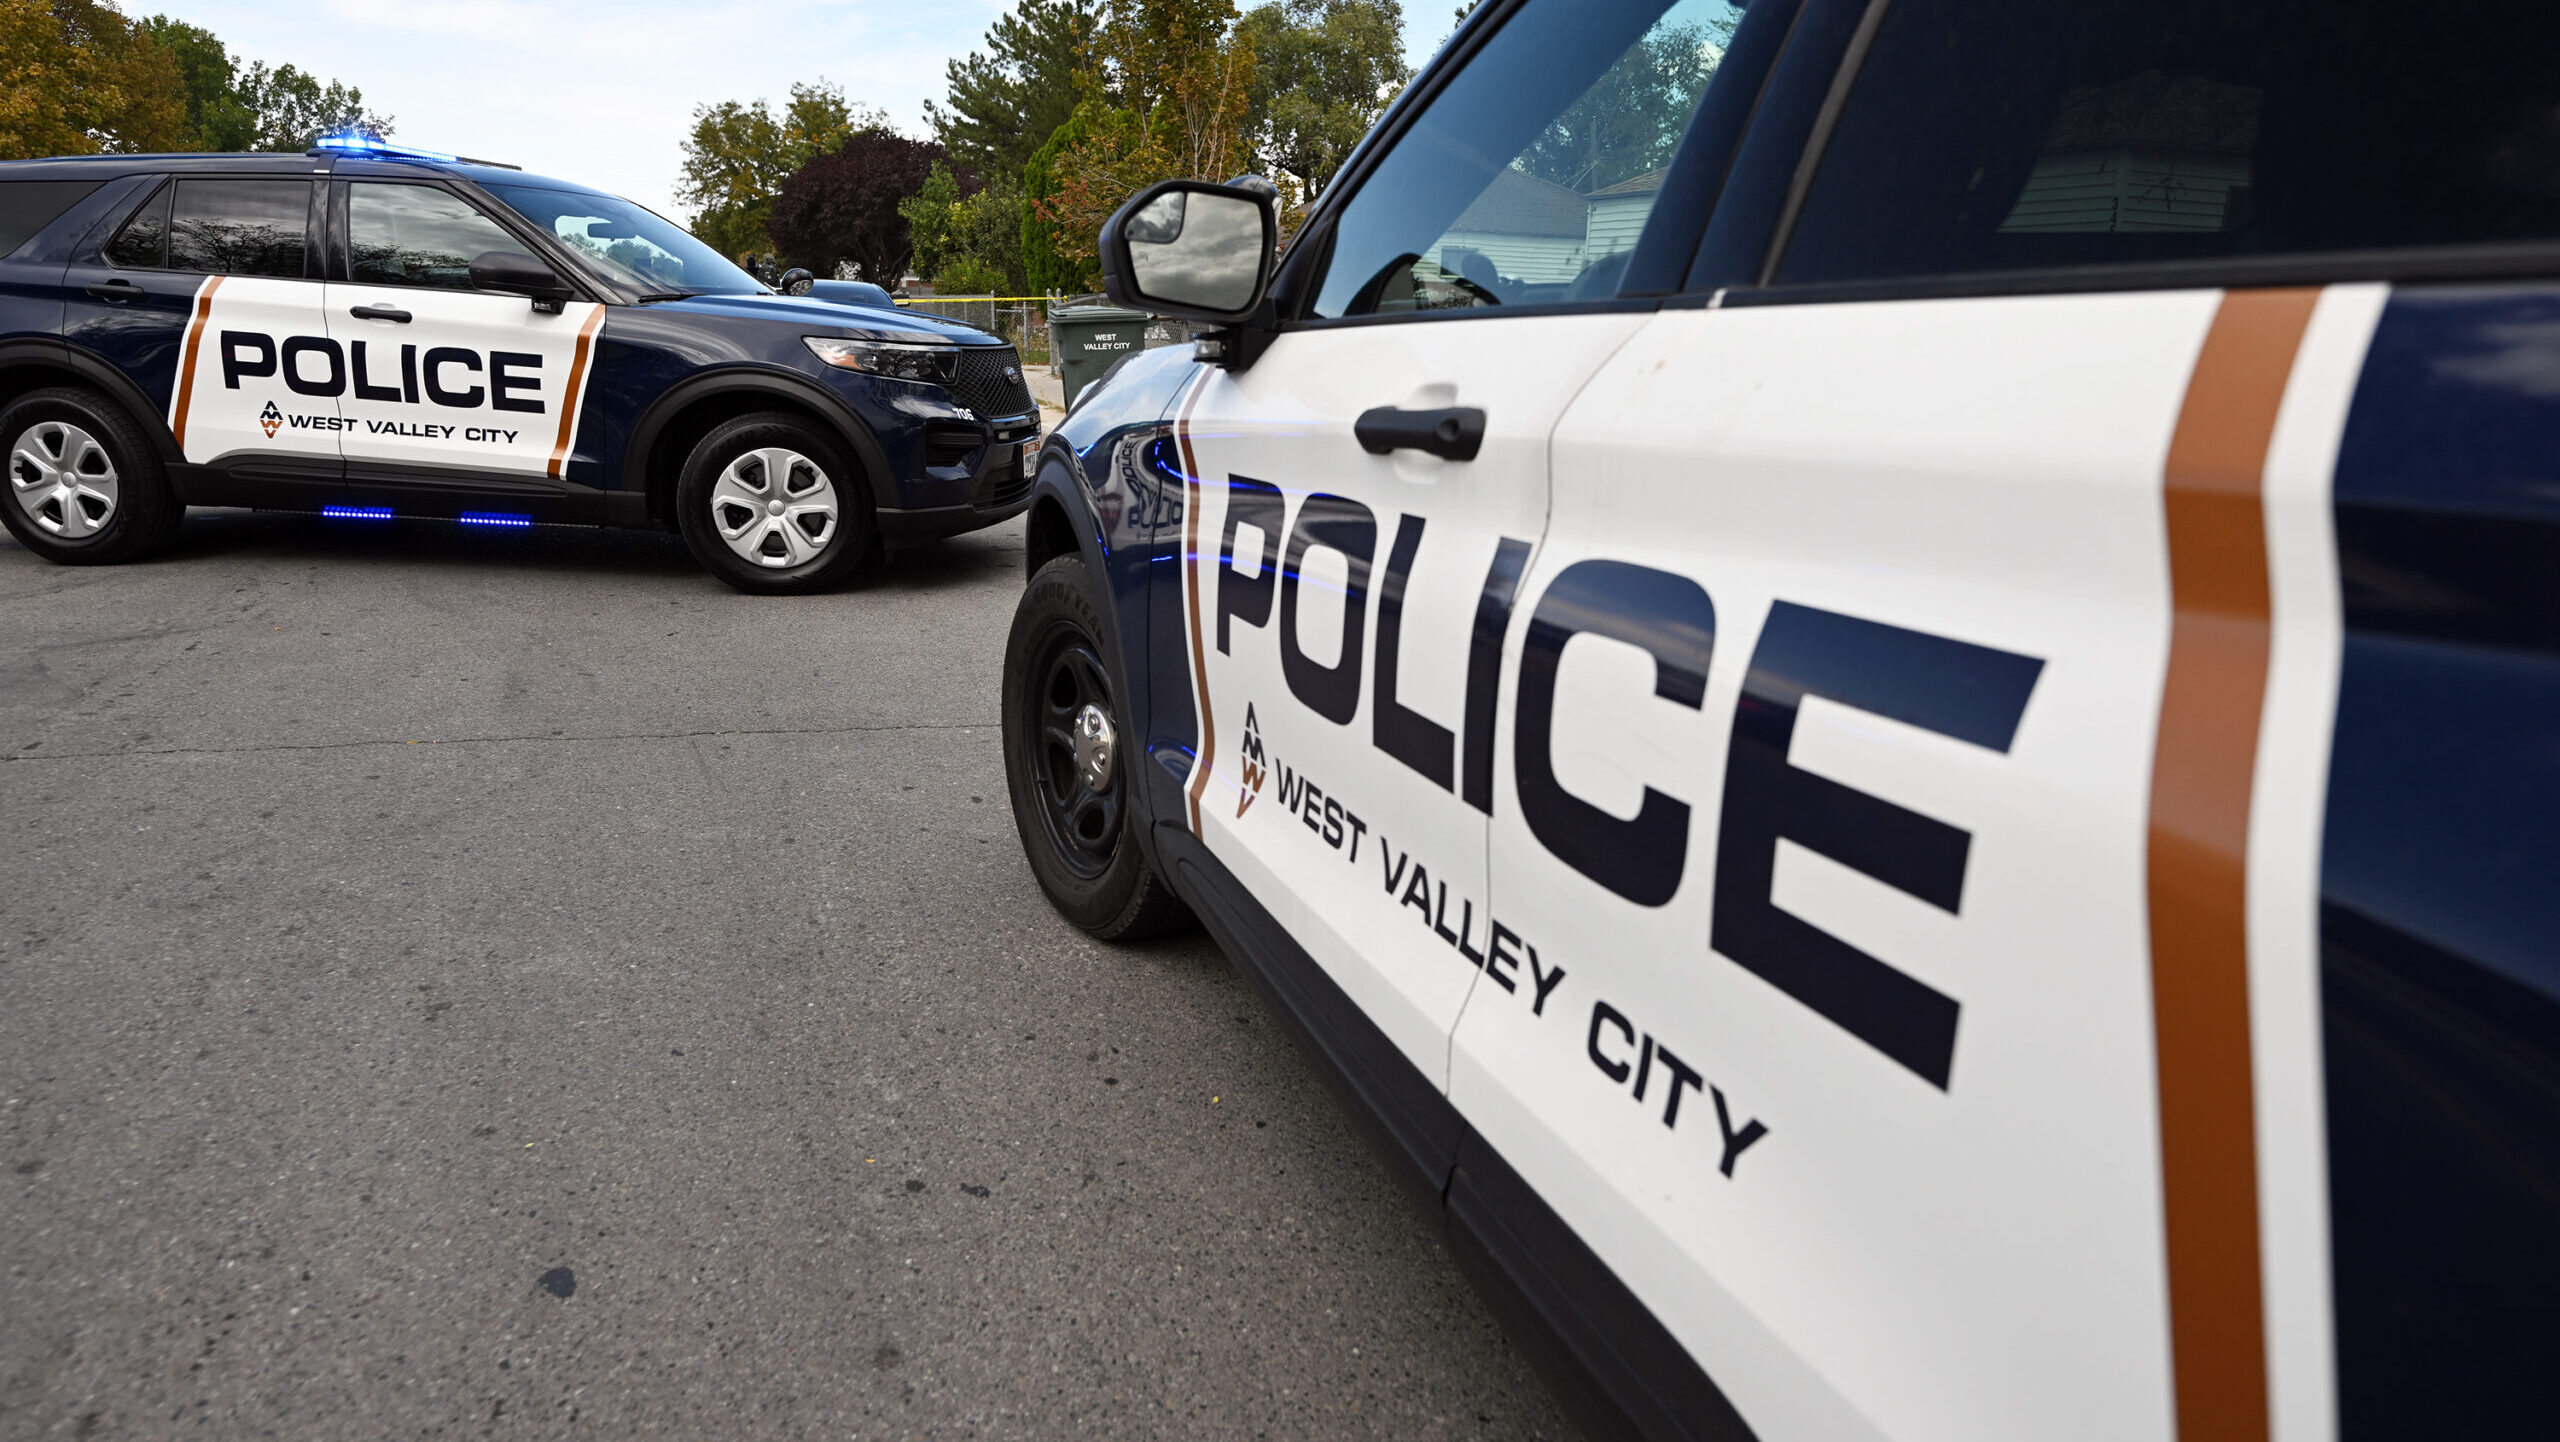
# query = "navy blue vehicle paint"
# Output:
<box><xmin>1024</xmin><ymin>342</ymin><xmax>1199</xmax><ymax>847</ymax></box>
<box><xmin>2324</xmin><ymin>284</ymin><xmax>2560</xmax><ymax>1441</ymax></box>
<box><xmin>0</xmin><ymin>148</ymin><xmax>1040</xmax><ymax>548</ymax></box>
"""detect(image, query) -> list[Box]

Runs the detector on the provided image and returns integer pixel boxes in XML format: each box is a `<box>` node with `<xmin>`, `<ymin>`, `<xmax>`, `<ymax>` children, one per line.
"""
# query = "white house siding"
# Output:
<box><xmin>2002</xmin><ymin>147</ymin><xmax>2252</xmax><ymax>233</ymax></box>
<box><xmin>1583</xmin><ymin>193</ymin><xmax>1655</xmax><ymax>263</ymax></box>
<box><xmin>1431</xmin><ymin>231</ymin><xmax>1586</xmax><ymax>283</ymax></box>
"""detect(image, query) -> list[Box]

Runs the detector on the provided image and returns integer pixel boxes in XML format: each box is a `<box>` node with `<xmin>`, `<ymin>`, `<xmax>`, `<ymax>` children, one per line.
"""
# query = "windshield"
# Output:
<box><xmin>483</xmin><ymin>183</ymin><xmax>762</xmax><ymax>297</ymax></box>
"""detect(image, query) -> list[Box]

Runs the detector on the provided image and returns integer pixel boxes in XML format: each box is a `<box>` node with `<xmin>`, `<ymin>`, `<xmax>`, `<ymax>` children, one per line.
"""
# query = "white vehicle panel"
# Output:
<box><xmin>1454</xmin><ymin>290</ymin><xmax>2233</xmax><ymax>1441</ymax></box>
<box><xmin>166</xmin><ymin>276</ymin><xmax>338</xmax><ymax>466</ymax></box>
<box><xmin>322</xmin><ymin>286</ymin><xmax>606</xmax><ymax>477</ymax></box>
<box><xmin>1178</xmin><ymin>313</ymin><xmax>1647</xmax><ymax>1085</ymax></box>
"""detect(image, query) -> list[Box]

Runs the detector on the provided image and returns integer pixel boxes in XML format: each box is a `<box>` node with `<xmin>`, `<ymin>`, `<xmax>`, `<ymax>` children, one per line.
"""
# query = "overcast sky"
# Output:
<box><xmin>142</xmin><ymin>1</ymin><xmax>1451</xmax><ymax>220</ymax></box>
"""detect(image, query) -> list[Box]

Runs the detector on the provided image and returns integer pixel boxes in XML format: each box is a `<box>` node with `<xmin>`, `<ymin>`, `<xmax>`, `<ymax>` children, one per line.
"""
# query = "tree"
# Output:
<box><xmin>0</xmin><ymin>0</ymin><xmax>187</xmax><ymax>159</ymax></box>
<box><xmin>767</xmin><ymin>126</ymin><xmax>943</xmax><ymax>285</ymax></box>
<box><xmin>927</xmin><ymin>0</ymin><xmax>1099</xmax><ymax>181</ymax></box>
<box><xmin>233</xmin><ymin>61</ymin><xmax>388</xmax><ymax>151</ymax></box>
<box><xmin>138</xmin><ymin>16</ymin><xmax>252</xmax><ymax>149</ymax></box>
<box><xmin>677</xmin><ymin>80</ymin><xmax>866</xmax><ymax>259</ymax></box>
<box><xmin>1518</xmin><ymin>15</ymin><xmax>1727</xmax><ymax>194</ymax></box>
<box><xmin>1239</xmin><ymin>0</ymin><xmax>1408</xmax><ymax>198</ymax></box>
<box><xmin>1023</xmin><ymin>0</ymin><xmax>1264</xmax><ymax>289</ymax></box>
<box><xmin>903</xmin><ymin>162</ymin><xmax>1029</xmax><ymax>294</ymax></box>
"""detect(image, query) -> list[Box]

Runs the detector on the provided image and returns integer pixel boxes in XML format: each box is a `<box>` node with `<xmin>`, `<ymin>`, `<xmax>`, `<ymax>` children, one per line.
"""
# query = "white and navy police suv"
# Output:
<box><xmin>1005</xmin><ymin>0</ymin><xmax>2560</xmax><ymax>1437</ymax></box>
<box><xmin>0</xmin><ymin>136</ymin><xmax>1038</xmax><ymax>593</ymax></box>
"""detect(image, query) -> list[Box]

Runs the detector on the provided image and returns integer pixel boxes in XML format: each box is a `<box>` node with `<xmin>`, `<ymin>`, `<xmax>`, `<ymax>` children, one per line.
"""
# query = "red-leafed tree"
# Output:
<box><xmin>767</xmin><ymin>128</ymin><xmax>946</xmax><ymax>283</ymax></box>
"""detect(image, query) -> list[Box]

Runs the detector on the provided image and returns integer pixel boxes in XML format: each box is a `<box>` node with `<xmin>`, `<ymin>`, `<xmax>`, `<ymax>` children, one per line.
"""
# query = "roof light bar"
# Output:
<box><xmin>322</xmin><ymin>505</ymin><xmax>393</xmax><ymax>520</ymax></box>
<box><xmin>308</xmin><ymin>132</ymin><xmax>520</xmax><ymax>169</ymax></box>
<box><xmin>457</xmin><ymin>512</ymin><xmax>533</xmax><ymax>528</ymax></box>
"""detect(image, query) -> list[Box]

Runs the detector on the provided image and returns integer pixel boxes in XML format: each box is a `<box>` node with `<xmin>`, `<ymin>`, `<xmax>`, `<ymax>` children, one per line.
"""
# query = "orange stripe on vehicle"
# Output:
<box><xmin>547</xmin><ymin>306</ymin><xmax>607</xmax><ymax>479</ymax></box>
<box><xmin>2148</xmin><ymin>285</ymin><xmax>2319</xmax><ymax>1442</ymax></box>
<box><xmin>168</xmin><ymin>275</ymin><xmax>224</xmax><ymax>451</ymax></box>
<box><xmin>1177</xmin><ymin>373</ymin><xmax>1215</xmax><ymax>837</ymax></box>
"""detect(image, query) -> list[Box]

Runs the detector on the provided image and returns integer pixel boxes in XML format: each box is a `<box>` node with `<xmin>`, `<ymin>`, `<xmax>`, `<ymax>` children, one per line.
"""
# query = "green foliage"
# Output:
<box><xmin>677</xmin><ymin>79</ymin><xmax>869</xmax><ymax>257</ymax></box>
<box><xmin>127</xmin><ymin>15</ymin><xmax>385</xmax><ymax>153</ymax></box>
<box><xmin>234</xmin><ymin>61</ymin><xmax>389</xmax><ymax>151</ymax></box>
<box><xmin>1239</xmin><ymin>0</ymin><xmax>1409</xmax><ymax>198</ymax></box>
<box><xmin>926</xmin><ymin>0</ymin><xmax>1099</xmax><ymax>180</ymax></box>
<box><xmin>902</xmin><ymin>161</ymin><xmax>1032</xmax><ymax>295</ymax></box>
<box><xmin>0</xmin><ymin>0</ymin><xmax>188</xmax><ymax>158</ymax></box>
<box><xmin>897</xmin><ymin>160</ymin><xmax>966</xmax><ymax>278</ymax></box>
<box><xmin>932</xmin><ymin>255</ymin><xmax>1008</xmax><ymax>295</ymax></box>
<box><xmin>1021</xmin><ymin>104</ymin><xmax>1101</xmax><ymax>292</ymax></box>
<box><xmin>138</xmin><ymin>16</ymin><xmax>251</xmax><ymax>149</ymax></box>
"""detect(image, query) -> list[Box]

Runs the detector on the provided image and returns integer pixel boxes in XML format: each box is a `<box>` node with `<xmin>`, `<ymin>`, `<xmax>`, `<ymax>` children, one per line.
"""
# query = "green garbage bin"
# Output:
<box><xmin>1048</xmin><ymin>303</ymin><xmax>1152</xmax><ymax>411</ymax></box>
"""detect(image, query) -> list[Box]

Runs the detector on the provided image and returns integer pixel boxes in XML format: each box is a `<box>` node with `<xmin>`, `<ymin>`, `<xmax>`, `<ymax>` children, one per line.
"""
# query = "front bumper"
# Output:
<box><xmin>877</xmin><ymin>410</ymin><xmax>1041</xmax><ymax>546</ymax></box>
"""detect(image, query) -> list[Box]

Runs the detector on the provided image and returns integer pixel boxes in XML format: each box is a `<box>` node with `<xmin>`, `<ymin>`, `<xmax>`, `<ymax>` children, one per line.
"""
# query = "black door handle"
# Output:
<box><xmin>349</xmin><ymin>304</ymin><xmax>412</xmax><ymax>323</ymax></box>
<box><xmin>1354</xmin><ymin>405</ymin><xmax>1484</xmax><ymax>461</ymax></box>
<box><xmin>84</xmin><ymin>278</ymin><xmax>143</xmax><ymax>301</ymax></box>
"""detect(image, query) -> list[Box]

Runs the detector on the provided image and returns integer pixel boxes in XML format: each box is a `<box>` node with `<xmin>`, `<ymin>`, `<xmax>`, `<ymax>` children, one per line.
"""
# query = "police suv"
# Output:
<box><xmin>0</xmin><ymin>138</ymin><xmax>1038</xmax><ymax>592</ymax></box>
<box><xmin>1004</xmin><ymin>0</ymin><xmax>2560</xmax><ymax>1437</ymax></box>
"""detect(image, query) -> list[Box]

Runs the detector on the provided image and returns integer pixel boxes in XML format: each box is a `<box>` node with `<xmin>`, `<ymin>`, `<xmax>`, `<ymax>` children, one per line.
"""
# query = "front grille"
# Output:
<box><xmin>988</xmin><ymin>464</ymin><xmax>1035</xmax><ymax>508</ymax></box>
<box><xmin>951</xmin><ymin>345</ymin><xmax>1034</xmax><ymax>419</ymax></box>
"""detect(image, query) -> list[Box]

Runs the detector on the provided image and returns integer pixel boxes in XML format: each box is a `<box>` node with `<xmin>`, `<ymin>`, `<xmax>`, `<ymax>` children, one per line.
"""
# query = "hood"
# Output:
<box><xmin>644</xmin><ymin>291</ymin><xmax>1004</xmax><ymax>346</ymax></box>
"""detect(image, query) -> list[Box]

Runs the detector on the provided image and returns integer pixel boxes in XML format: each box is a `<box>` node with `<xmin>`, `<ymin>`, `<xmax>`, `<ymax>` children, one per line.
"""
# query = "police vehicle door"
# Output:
<box><xmin>1178</xmin><ymin>0</ymin><xmax>1756</xmax><ymax>1109</ymax></box>
<box><xmin>1451</xmin><ymin>3</ymin><xmax>2395</xmax><ymax>1436</ymax></box>
<box><xmin>62</xmin><ymin>176</ymin><xmax>342</xmax><ymax>483</ymax></box>
<box><xmin>325</xmin><ymin>183</ymin><xmax>602</xmax><ymax>488</ymax></box>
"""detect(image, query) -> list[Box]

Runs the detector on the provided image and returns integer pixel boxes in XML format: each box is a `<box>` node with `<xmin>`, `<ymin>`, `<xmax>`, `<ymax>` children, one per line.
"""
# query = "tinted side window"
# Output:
<box><xmin>104</xmin><ymin>182</ymin><xmax>170</xmax><ymax>269</ymax></box>
<box><xmin>349</xmin><ymin>184</ymin><xmax>526</xmax><ymax>291</ymax></box>
<box><xmin>1307</xmin><ymin>0</ymin><xmax>1746</xmax><ymax>318</ymax></box>
<box><xmin>1778</xmin><ymin>0</ymin><xmax>2560</xmax><ymax>285</ymax></box>
<box><xmin>0</xmin><ymin>180</ymin><xmax>105</xmax><ymax>257</ymax></box>
<box><xmin>166</xmin><ymin>179</ymin><xmax>310</xmax><ymax>278</ymax></box>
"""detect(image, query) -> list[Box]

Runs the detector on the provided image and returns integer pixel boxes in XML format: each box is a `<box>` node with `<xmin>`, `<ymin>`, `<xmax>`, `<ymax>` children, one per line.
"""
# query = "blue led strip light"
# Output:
<box><xmin>321</xmin><ymin>506</ymin><xmax>393</xmax><ymax>520</ymax></box>
<box><xmin>457</xmin><ymin>513</ymin><xmax>533</xmax><ymax>528</ymax></box>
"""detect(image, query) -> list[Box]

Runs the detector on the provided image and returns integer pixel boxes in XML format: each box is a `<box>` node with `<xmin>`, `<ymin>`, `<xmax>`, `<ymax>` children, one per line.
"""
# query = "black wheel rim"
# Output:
<box><xmin>1023</xmin><ymin>619</ymin><xmax>1121</xmax><ymax>881</ymax></box>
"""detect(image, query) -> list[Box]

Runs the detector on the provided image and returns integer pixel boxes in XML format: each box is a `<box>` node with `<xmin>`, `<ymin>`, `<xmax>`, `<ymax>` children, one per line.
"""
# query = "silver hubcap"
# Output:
<box><xmin>710</xmin><ymin>446</ymin><xmax>838</xmax><ymax>568</ymax></box>
<box><xmin>9</xmin><ymin>421</ymin><xmax>118</xmax><ymax>540</ymax></box>
<box><xmin>1072</xmin><ymin>703</ymin><xmax>1116</xmax><ymax>792</ymax></box>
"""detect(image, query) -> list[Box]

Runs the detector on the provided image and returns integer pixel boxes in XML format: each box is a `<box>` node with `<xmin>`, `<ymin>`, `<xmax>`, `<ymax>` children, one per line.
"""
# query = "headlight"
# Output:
<box><xmin>804</xmin><ymin>336</ymin><xmax>959</xmax><ymax>384</ymax></box>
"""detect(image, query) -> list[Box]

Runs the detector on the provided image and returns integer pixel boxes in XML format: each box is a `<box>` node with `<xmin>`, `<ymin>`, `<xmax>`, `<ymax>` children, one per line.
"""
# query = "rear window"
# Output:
<box><xmin>163</xmin><ymin>178</ymin><xmax>310</xmax><ymax>279</ymax></box>
<box><xmin>1777</xmin><ymin>0</ymin><xmax>2560</xmax><ymax>285</ymax></box>
<box><xmin>0</xmin><ymin>179</ymin><xmax>104</xmax><ymax>258</ymax></box>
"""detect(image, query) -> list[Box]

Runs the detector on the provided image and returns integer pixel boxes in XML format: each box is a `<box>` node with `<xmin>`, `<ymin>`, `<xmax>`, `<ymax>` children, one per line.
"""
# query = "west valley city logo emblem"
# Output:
<box><xmin>1237</xmin><ymin>703</ymin><xmax>1266</xmax><ymax>818</ymax></box>
<box><xmin>258</xmin><ymin>400</ymin><xmax>282</xmax><ymax>439</ymax></box>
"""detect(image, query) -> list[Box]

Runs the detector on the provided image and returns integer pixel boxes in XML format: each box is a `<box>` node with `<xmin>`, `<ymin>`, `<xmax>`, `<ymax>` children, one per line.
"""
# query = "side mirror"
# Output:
<box><xmin>469</xmin><ymin>251</ymin><xmax>573</xmax><ymax>313</ymax></box>
<box><xmin>1098</xmin><ymin>179</ymin><xmax>1275</xmax><ymax>325</ymax></box>
<box><xmin>778</xmin><ymin>267</ymin><xmax>815</xmax><ymax>296</ymax></box>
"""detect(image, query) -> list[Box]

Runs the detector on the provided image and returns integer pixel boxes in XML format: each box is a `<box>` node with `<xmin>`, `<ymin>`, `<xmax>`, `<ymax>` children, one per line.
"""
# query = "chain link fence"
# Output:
<box><xmin>893</xmin><ymin>296</ymin><xmax>1055</xmax><ymax>367</ymax></box>
<box><xmin>894</xmin><ymin>294</ymin><xmax>1204</xmax><ymax>377</ymax></box>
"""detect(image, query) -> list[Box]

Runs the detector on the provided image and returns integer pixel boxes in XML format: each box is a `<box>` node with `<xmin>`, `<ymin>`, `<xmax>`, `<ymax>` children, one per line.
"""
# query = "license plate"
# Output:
<box><xmin>1021</xmin><ymin>438</ymin><xmax>1040</xmax><ymax>471</ymax></box>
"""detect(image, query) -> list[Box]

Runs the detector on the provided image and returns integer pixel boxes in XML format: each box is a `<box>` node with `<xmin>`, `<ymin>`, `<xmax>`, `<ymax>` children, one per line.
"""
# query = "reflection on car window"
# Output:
<box><xmin>482</xmin><ymin>183</ymin><xmax>763</xmax><ymax>296</ymax></box>
<box><xmin>166</xmin><ymin>179</ymin><xmax>308</xmax><ymax>278</ymax></box>
<box><xmin>1310</xmin><ymin>0</ymin><xmax>1742</xmax><ymax>318</ymax></box>
<box><xmin>1778</xmin><ymin>0</ymin><xmax>2560</xmax><ymax>285</ymax></box>
<box><xmin>105</xmin><ymin>182</ymin><xmax>171</xmax><ymax>270</ymax></box>
<box><xmin>349</xmin><ymin>184</ymin><xmax>525</xmax><ymax>291</ymax></box>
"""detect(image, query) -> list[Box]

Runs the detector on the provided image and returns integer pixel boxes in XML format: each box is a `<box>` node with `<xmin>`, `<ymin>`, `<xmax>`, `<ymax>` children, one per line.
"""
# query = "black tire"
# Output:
<box><xmin>0</xmin><ymin>386</ymin><xmax>184</xmax><ymax>565</ymax></box>
<box><xmin>1003</xmin><ymin>554</ymin><xmax>1195</xmax><ymax>941</ymax></box>
<box><xmin>674</xmin><ymin>412</ymin><xmax>873</xmax><ymax>594</ymax></box>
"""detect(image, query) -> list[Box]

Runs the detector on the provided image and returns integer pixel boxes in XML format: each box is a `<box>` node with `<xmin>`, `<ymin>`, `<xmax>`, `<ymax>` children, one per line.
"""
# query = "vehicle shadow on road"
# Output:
<box><xmin>80</xmin><ymin>508</ymin><xmax>1033</xmax><ymax>594</ymax></box>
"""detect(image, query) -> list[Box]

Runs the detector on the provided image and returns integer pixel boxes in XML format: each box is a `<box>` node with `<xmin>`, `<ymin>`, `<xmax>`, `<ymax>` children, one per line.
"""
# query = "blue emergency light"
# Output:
<box><xmin>457</xmin><ymin>513</ymin><xmax>533</xmax><ymax>528</ymax></box>
<box><xmin>321</xmin><ymin>505</ymin><xmax>393</xmax><ymax>521</ymax></box>
<box><xmin>309</xmin><ymin>132</ymin><xmax>519</xmax><ymax>170</ymax></box>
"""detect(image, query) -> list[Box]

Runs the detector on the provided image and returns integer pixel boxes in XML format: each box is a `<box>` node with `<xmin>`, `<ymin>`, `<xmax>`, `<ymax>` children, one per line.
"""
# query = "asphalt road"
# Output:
<box><xmin>0</xmin><ymin>509</ymin><xmax>1570</xmax><ymax>1441</ymax></box>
